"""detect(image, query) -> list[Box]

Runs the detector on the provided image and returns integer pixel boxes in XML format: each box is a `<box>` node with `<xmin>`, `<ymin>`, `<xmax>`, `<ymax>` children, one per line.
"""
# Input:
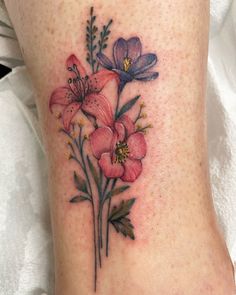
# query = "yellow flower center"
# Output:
<box><xmin>115</xmin><ymin>141</ymin><xmax>129</xmax><ymax>163</ymax></box>
<box><xmin>123</xmin><ymin>57</ymin><xmax>132</xmax><ymax>72</ymax></box>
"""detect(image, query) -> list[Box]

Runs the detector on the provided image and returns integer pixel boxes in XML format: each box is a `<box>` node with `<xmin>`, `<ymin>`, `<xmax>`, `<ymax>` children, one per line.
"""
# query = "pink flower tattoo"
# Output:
<box><xmin>49</xmin><ymin>6</ymin><xmax>158</xmax><ymax>292</ymax></box>
<box><xmin>90</xmin><ymin>115</ymin><xmax>147</xmax><ymax>182</ymax></box>
<box><xmin>49</xmin><ymin>54</ymin><xmax>118</xmax><ymax>130</ymax></box>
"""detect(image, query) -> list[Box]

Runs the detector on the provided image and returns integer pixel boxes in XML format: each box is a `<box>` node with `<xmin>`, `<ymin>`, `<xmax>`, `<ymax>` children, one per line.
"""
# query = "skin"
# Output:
<box><xmin>4</xmin><ymin>0</ymin><xmax>235</xmax><ymax>294</ymax></box>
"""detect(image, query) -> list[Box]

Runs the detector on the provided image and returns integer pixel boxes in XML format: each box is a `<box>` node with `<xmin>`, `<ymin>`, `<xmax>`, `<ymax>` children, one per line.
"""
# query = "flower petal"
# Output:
<box><xmin>49</xmin><ymin>87</ymin><xmax>75</xmax><ymax>112</ymax></box>
<box><xmin>127</xmin><ymin>37</ymin><xmax>142</xmax><ymax>63</ymax></box>
<box><xmin>97</xmin><ymin>53</ymin><xmax>114</xmax><ymax>70</ymax></box>
<box><xmin>113</xmin><ymin>38</ymin><xmax>128</xmax><ymax>69</ymax></box>
<box><xmin>88</xmin><ymin>69</ymin><xmax>119</xmax><ymax>93</ymax></box>
<box><xmin>117</xmin><ymin>115</ymin><xmax>135</xmax><ymax>137</ymax></box>
<box><xmin>135</xmin><ymin>71</ymin><xmax>159</xmax><ymax>81</ymax></box>
<box><xmin>90</xmin><ymin>127</ymin><xmax>114</xmax><ymax>159</ymax></box>
<box><xmin>127</xmin><ymin>132</ymin><xmax>147</xmax><ymax>160</ymax></box>
<box><xmin>99</xmin><ymin>153</ymin><xmax>124</xmax><ymax>178</ymax></box>
<box><xmin>62</xmin><ymin>102</ymin><xmax>82</xmax><ymax>130</ymax></box>
<box><xmin>129</xmin><ymin>54</ymin><xmax>158</xmax><ymax>75</ymax></box>
<box><xmin>111</xmin><ymin>131</ymin><xmax>118</xmax><ymax>153</ymax></box>
<box><xmin>114</xmin><ymin>122</ymin><xmax>125</xmax><ymax>142</ymax></box>
<box><xmin>66</xmin><ymin>54</ymin><xmax>87</xmax><ymax>78</ymax></box>
<box><xmin>121</xmin><ymin>159</ymin><xmax>142</xmax><ymax>182</ymax></box>
<box><xmin>82</xmin><ymin>93</ymin><xmax>114</xmax><ymax>127</ymax></box>
<box><xmin>112</xmin><ymin>69</ymin><xmax>133</xmax><ymax>82</ymax></box>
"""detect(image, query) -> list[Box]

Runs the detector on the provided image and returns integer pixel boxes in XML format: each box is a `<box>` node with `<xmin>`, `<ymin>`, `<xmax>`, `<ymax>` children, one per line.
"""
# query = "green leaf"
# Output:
<box><xmin>87</xmin><ymin>156</ymin><xmax>99</xmax><ymax>187</ymax></box>
<box><xmin>86</xmin><ymin>6</ymin><xmax>98</xmax><ymax>73</ymax></box>
<box><xmin>73</xmin><ymin>171</ymin><xmax>88</xmax><ymax>194</ymax></box>
<box><xmin>117</xmin><ymin>95</ymin><xmax>141</xmax><ymax>118</ymax></box>
<box><xmin>111</xmin><ymin>217</ymin><xmax>135</xmax><ymax>240</ymax></box>
<box><xmin>92</xmin><ymin>26</ymin><xmax>98</xmax><ymax>33</ymax></box>
<box><xmin>69</xmin><ymin>195</ymin><xmax>91</xmax><ymax>203</ymax></box>
<box><xmin>109</xmin><ymin>198</ymin><xmax>136</xmax><ymax>240</ymax></box>
<box><xmin>92</xmin><ymin>15</ymin><xmax>96</xmax><ymax>23</ymax></box>
<box><xmin>96</xmin><ymin>18</ymin><xmax>113</xmax><ymax>61</ymax></box>
<box><xmin>105</xmin><ymin>185</ymin><xmax>130</xmax><ymax>202</ymax></box>
<box><xmin>109</xmin><ymin>198</ymin><xmax>135</xmax><ymax>220</ymax></box>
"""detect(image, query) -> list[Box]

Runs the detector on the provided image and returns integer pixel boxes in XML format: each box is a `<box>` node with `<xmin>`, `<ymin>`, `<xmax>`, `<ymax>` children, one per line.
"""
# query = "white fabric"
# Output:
<box><xmin>208</xmin><ymin>0</ymin><xmax>236</xmax><ymax>261</ymax></box>
<box><xmin>0</xmin><ymin>1</ymin><xmax>235</xmax><ymax>294</ymax></box>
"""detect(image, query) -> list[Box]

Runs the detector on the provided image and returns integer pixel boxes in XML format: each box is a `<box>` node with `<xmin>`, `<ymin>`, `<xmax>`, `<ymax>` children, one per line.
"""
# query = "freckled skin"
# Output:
<box><xmin>4</xmin><ymin>1</ymin><xmax>235</xmax><ymax>295</ymax></box>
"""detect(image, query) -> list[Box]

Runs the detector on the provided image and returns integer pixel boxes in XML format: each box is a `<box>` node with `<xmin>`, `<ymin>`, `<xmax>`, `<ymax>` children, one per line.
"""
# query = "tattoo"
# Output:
<box><xmin>49</xmin><ymin>7</ymin><xmax>159</xmax><ymax>291</ymax></box>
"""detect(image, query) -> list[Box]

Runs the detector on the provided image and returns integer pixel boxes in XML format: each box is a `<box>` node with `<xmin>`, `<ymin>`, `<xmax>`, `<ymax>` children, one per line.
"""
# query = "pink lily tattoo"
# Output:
<box><xmin>49</xmin><ymin>54</ymin><xmax>118</xmax><ymax>130</ymax></box>
<box><xmin>49</xmin><ymin>7</ymin><xmax>159</xmax><ymax>292</ymax></box>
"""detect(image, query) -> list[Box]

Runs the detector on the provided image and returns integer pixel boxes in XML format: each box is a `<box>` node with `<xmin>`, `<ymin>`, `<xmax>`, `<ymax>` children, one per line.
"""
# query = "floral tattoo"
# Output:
<box><xmin>49</xmin><ymin>7</ymin><xmax>159</xmax><ymax>291</ymax></box>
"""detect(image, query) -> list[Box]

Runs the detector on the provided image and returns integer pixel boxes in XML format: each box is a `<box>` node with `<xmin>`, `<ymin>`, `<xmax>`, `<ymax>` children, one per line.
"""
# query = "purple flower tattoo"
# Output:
<box><xmin>97</xmin><ymin>37</ymin><xmax>159</xmax><ymax>91</ymax></box>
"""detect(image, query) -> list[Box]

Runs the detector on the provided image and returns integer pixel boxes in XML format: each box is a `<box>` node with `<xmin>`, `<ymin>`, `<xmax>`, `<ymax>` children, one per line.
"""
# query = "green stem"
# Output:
<box><xmin>95</xmin><ymin>19</ymin><xmax>112</xmax><ymax>73</ymax></box>
<box><xmin>69</xmin><ymin>155</ymin><xmax>84</xmax><ymax>171</ymax></box>
<box><xmin>106</xmin><ymin>198</ymin><xmax>112</xmax><ymax>257</ymax></box>
<box><xmin>99</xmin><ymin>209</ymin><xmax>103</xmax><ymax>248</ymax></box>
<box><xmin>103</xmin><ymin>178</ymin><xmax>110</xmax><ymax>197</ymax></box>
<box><xmin>99</xmin><ymin>178</ymin><xmax>110</xmax><ymax>248</ymax></box>
<box><xmin>98</xmin><ymin>168</ymin><xmax>104</xmax><ymax>250</ymax></box>
<box><xmin>89</xmin><ymin>21</ymin><xmax>95</xmax><ymax>74</ymax></box>
<box><xmin>78</xmin><ymin>126</ymin><xmax>97</xmax><ymax>291</ymax></box>
<box><xmin>97</xmin><ymin>211</ymin><xmax>102</xmax><ymax>267</ymax></box>
<box><xmin>97</xmin><ymin>169</ymin><xmax>103</xmax><ymax>266</ymax></box>
<box><xmin>106</xmin><ymin>178</ymin><xmax>117</xmax><ymax>257</ymax></box>
<box><xmin>134</xmin><ymin>106</ymin><xmax>142</xmax><ymax>123</ymax></box>
<box><xmin>136</xmin><ymin>124</ymin><xmax>152</xmax><ymax>133</ymax></box>
<box><xmin>115</xmin><ymin>91</ymin><xmax>121</xmax><ymax>119</ymax></box>
<box><xmin>98</xmin><ymin>178</ymin><xmax>110</xmax><ymax>251</ymax></box>
<box><xmin>60</xmin><ymin>129</ymin><xmax>85</xmax><ymax>173</ymax></box>
<box><xmin>91</xmin><ymin>202</ymin><xmax>97</xmax><ymax>292</ymax></box>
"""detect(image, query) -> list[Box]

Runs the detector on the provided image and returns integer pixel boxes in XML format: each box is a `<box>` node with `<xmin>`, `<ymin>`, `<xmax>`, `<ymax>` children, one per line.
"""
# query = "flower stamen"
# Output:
<box><xmin>115</xmin><ymin>141</ymin><xmax>129</xmax><ymax>163</ymax></box>
<box><xmin>67</xmin><ymin>73</ymin><xmax>90</xmax><ymax>102</ymax></box>
<box><xmin>123</xmin><ymin>57</ymin><xmax>132</xmax><ymax>72</ymax></box>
